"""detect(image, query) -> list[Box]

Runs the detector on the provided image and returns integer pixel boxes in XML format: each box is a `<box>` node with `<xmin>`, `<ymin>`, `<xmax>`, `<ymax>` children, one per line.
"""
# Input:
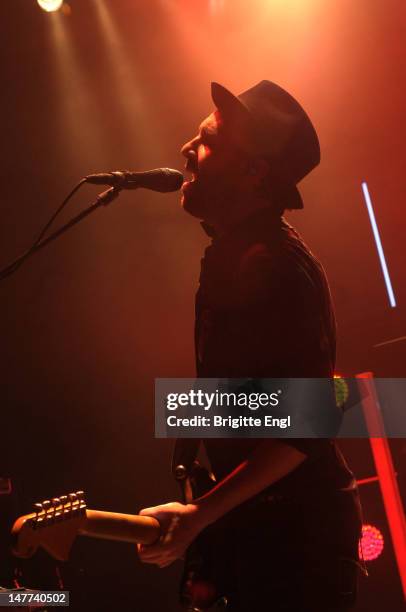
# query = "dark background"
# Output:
<box><xmin>0</xmin><ymin>1</ymin><xmax>405</xmax><ymax>610</ymax></box>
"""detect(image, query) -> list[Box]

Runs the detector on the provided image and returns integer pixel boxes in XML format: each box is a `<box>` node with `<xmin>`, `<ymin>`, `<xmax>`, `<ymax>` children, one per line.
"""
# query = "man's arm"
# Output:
<box><xmin>195</xmin><ymin>439</ymin><xmax>305</xmax><ymax>523</ymax></box>
<box><xmin>138</xmin><ymin>440</ymin><xmax>306</xmax><ymax>567</ymax></box>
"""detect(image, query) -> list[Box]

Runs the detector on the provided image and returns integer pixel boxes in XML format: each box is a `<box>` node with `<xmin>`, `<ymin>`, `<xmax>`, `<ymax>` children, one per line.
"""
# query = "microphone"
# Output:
<box><xmin>85</xmin><ymin>168</ymin><xmax>184</xmax><ymax>193</ymax></box>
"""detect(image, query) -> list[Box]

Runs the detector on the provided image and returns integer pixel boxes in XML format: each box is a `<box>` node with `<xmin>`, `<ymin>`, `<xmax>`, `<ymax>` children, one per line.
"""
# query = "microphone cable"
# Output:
<box><xmin>0</xmin><ymin>179</ymin><xmax>87</xmax><ymax>282</ymax></box>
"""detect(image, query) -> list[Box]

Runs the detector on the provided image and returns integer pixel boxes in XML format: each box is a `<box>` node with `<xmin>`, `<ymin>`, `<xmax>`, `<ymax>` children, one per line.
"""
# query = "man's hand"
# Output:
<box><xmin>137</xmin><ymin>502</ymin><xmax>206</xmax><ymax>568</ymax></box>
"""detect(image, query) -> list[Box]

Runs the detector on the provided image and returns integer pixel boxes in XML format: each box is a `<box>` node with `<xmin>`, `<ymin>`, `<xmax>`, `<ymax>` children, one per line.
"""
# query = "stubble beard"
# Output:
<box><xmin>181</xmin><ymin>178</ymin><xmax>235</xmax><ymax>224</ymax></box>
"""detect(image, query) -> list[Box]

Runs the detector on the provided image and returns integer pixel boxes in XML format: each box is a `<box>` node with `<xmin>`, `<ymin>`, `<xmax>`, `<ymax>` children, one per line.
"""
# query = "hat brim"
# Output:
<box><xmin>211</xmin><ymin>82</ymin><xmax>250</xmax><ymax>118</ymax></box>
<box><xmin>281</xmin><ymin>185</ymin><xmax>303</xmax><ymax>210</ymax></box>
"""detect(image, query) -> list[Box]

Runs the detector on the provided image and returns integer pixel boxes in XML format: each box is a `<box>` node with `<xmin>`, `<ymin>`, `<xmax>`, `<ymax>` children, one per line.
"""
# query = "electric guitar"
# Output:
<box><xmin>11</xmin><ymin>486</ymin><xmax>256</xmax><ymax>610</ymax></box>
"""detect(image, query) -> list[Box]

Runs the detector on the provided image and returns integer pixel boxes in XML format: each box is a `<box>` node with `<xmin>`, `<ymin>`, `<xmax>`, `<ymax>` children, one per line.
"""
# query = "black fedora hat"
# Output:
<box><xmin>211</xmin><ymin>80</ymin><xmax>320</xmax><ymax>209</ymax></box>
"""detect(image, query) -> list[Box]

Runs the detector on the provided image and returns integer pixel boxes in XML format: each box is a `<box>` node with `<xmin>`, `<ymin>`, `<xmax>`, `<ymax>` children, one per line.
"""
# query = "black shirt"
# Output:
<box><xmin>196</xmin><ymin>207</ymin><xmax>336</xmax><ymax>379</ymax></box>
<box><xmin>194</xmin><ymin>206</ymin><xmax>362</xmax><ymax>561</ymax></box>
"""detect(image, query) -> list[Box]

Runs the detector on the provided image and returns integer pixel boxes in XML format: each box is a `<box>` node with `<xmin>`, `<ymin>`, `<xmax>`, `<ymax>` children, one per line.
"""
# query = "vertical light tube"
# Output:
<box><xmin>361</xmin><ymin>181</ymin><xmax>396</xmax><ymax>308</ymax></box>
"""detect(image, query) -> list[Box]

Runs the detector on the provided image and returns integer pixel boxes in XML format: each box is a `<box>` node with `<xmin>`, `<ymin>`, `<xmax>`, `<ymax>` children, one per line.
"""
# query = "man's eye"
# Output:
<box><xmin>200</xmin><ymin>135</ymin><xmax>214</xmax><ymax>148</ymax></box>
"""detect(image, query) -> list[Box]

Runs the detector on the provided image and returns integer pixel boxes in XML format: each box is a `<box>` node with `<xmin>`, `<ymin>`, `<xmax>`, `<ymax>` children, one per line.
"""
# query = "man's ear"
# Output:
<box><xmin>245</xmin><ymin>157</ymin><xmax>270</xmax><ymax>183</ymax></box>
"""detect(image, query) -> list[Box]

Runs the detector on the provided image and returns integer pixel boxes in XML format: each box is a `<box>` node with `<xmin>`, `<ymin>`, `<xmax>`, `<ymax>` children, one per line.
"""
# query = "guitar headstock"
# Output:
<box><xmin>11</xmin><ymin>491</ymin><xmax>87</xmax><ymax>561</ymax></box>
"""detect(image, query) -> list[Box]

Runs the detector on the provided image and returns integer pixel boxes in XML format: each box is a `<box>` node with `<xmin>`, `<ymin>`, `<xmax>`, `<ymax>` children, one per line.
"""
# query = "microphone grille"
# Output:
<box><xmin>125</xmin><ymin>168</ymin><xmax>184</xmax><ymax>192</ymax></box>
<box><xmin>153</xmin><ymin>168</ymin><xmax>184</xmax><ymax>192</ymax></box>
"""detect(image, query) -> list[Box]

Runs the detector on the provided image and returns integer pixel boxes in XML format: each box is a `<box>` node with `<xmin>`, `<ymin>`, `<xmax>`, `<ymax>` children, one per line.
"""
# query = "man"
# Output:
<box><xmin>138</xmin><ymin>81</ymin><xmax>364</xmax><ymax>611</ymax></box>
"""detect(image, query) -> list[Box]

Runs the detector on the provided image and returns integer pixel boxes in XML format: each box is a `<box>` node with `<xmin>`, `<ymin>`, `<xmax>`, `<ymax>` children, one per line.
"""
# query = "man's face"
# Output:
<box><xmin>180</xmin><ymin>110</ymin><xmax>249</xmax><ymax>223</ymax></box>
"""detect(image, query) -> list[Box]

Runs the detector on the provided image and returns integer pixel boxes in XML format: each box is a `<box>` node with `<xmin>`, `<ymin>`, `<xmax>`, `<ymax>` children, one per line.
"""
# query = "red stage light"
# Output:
<box><xmin>359</xmin><ymin>524</ymin><xmax>384</xmax><ymax>561</ymax></box>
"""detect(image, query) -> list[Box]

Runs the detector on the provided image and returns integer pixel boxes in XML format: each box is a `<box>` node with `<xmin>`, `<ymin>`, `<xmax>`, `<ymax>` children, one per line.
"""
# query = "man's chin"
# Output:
<box><xmin>181</xmin><ymin>189</ymin><xmax>207</xmax><ymax>220</ymax></box>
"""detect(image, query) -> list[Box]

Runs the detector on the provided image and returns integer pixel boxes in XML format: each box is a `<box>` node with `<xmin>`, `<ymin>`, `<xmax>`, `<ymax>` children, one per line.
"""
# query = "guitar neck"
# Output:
<box><xmin>12</xmin><ymin>505</ymin><xmax>161</xmax><ymax>562</ymax></box>
<box><xmin>80</xmin><ymin>509</ymin><xmax>160</xmax><ymax>545</ymax></box>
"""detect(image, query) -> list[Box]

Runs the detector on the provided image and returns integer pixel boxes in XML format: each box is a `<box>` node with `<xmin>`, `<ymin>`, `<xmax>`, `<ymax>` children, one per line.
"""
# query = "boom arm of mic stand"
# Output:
<box><xmin>0</xmin><ymin>187</ymin><xmax>121</xmax><ymax>281</ymax></box>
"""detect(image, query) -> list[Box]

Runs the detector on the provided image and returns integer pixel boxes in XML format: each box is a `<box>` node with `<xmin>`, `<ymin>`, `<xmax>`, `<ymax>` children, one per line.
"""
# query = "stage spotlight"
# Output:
<box><xmin>359</xmin><ymin>524</ymin><xmax>384</xmax><ymax>561</ymax></box>
<box><xmin>37</xmin><ymin>0</ymin><xmax>64</xmax><ymax>12</ymax></box>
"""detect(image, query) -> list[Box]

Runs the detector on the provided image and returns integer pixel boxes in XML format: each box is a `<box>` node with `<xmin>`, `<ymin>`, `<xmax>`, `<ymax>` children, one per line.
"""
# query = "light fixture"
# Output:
<box><xmin>37</xmin><ymin>0</ymin><xmax>64</xmax><ymax>13</ymax></box>
<box><xmin>359</xmin><ymin>523</ymin><xmax>384</xmax><ymax>561</ymax></box>
<box><xmin>333</xmin><ymin>375</ymin><xmax>349</xmax><ymax>409</ymax></box>
<box><xmin>361</xmin><ymin>181</ymin><xmax>396</xmax><ymax>308</ymax></box>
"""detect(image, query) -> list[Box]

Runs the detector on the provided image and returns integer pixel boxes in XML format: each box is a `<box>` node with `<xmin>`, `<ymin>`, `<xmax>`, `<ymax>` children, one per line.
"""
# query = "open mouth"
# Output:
<box><xmin>182</xmin><ymin>167</ymin><xmax>198</xmax><ymax>191</ymax></box>
<box><xmin>185</xmin><ymin>170</ymin><xmax>198</xmax><ymax>182</ymax></box>
<box><xmin>184</xmin><ymin>162</ymin><xmax>198</xmax><ymax>182</ymax></box>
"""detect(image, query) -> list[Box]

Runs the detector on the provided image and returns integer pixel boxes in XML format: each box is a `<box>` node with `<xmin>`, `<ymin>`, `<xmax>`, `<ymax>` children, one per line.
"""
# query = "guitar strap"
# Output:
<box><xmin>171</xmin><ymin>438</ymin><xmax>201</xmax><ymax>503</ymax></box>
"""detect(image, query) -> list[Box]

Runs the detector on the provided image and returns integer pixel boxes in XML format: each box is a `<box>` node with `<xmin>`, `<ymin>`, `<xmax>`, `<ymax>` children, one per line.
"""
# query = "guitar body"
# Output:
<box><xmin>179</xmin><ymin>464</ymin><xmax>227</xmax><ymax>609</ymax></box>
<box><xmin>178</xmin><ymin>463</ymin><xmax>274</xmax><ymax>611</ymax></box>
<box><xmin>180</xmin><ymin>524</ymin><xmax>229</xmax><ymax>610</ymax></box>
<box><xmin>179</xmin><ymin>463</ymin><xmax>363</xmax><ymax>611</ymax></box>
<box><xmin>178</xmin><ymin>462</ymin><xmax>310</xmax><ymax>610</ymax></box>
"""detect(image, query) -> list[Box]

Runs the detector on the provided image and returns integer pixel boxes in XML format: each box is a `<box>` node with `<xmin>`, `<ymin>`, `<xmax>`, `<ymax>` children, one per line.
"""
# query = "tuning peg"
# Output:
<box><xmin>68</xmin><ymin>492</ymin><xmax>77</xmax><ymax>504</ymax></box>
<box><xmin>73</xmin><ymin>491</ymin><xmax>86</xmax><ymax>514</ymax></box>
<box><xmin>31</xmin><ymin>502</ymin><xmax>45</xmax><ymax>529</ymax></box>
<box><xmin>68</xmin><ymin>493</ymin><xmax>79</xmax><ymax>512</ymax></box>
<box><xmin>70</xmin><ymin>492</ymin><xmax>84</xmax><ymax>514</ymax></box>
<box><xmin>51</xmin><ymin>498</ymin><xmax>63</xmax><ymax>520</ymax></box>
<box><xmin>32</xmin><ymin>503</ymin><xmax>44</xmax><ymax>527</ymax></box>
<box><xmin>60</xmin><ymin>494</ymin><xmax>74</xmax><ymax>517</ymax></box>
<box><xmin>75</xmin><ymin>490</ymin><xmax>86</xmax><ymax>513</ymax></box>
<box><xmin>43</xmin><ymin>499</ymin><xmax>58</xmax><ymax>523</ymax></box>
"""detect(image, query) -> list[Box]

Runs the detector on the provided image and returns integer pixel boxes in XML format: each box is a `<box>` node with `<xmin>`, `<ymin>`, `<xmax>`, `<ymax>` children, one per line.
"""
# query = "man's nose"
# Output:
<box><xmin>181</xmin><ymin>145</ymin><xmax>197</xmax><ymax>165</ymax></box>
<box><xmin>181</xmin><ymin>141</ymin><xmax>191</xmax><ymax>157</ymax></box>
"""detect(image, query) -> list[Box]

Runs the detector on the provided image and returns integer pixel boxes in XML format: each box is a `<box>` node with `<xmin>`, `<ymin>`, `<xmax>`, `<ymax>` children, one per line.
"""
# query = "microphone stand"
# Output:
<box><xmin>0</xmin><ymin>187</ymin><xmax>120</xmax><ymax>281</ymax></box>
